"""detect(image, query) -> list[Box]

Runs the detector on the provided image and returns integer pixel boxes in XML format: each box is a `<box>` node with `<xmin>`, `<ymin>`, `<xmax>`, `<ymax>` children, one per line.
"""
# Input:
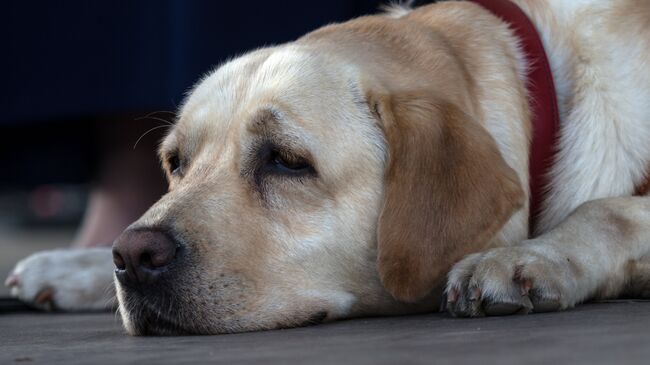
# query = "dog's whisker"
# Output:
<box><xmin>135</xmin><ymin>110</ymin><xmax>176</xmax><ymax>122</ymax></box>
<box><xmin>113</xmin><ymin>301</ymin><xmax>122</xmax><ymax>324</ymax></box>
<box><xmin>100</xmin><ymin>281</ymin><xmax>117</xmax><ymax>309</ymax></box>
<box><xmin>135</xmin><ymin>115</ymin><xmax>176</xmax><ymax>126</ymax></box>
<box><xmin>133</xmin><ymin>125</ymin><xmax>172</xmax><ymax>149</ymax></box>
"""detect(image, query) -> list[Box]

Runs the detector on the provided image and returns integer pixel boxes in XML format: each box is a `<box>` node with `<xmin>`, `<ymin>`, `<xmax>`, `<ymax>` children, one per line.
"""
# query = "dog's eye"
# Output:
<box><xmin>268</xmin><ymin>149</ymin><xmax>313</xmax><ymax>175</ymax></box>
<box><xmin>168</xmin><ymin>153</ymin><xmax>181</xmax><ymax>176</ymax></box>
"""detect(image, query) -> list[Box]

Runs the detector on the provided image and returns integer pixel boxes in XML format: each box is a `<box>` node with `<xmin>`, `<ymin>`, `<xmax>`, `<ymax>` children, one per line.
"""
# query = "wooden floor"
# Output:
<box><xmin>2</xmin><ymin>300</ymin><xmax>649</xmax><ymax>365</ymax></box>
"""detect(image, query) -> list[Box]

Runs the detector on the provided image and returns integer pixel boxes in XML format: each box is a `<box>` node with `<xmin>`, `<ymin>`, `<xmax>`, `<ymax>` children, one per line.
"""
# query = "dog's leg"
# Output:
<box><xmin>5</xmin><ymin>248</ymin><xmax>115</xmax><ymax>311</ymax></box>
<box><xmin>445</xmin><ymin>196</ymin><xmax>650</xmax><ymax>317</ymax></box>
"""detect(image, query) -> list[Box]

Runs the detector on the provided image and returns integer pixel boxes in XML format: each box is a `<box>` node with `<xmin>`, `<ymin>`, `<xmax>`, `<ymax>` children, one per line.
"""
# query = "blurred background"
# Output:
<box><xmin>1</xmin><ymin>0</ymin><xmax>401</xmax><ymax>295</ymax></box>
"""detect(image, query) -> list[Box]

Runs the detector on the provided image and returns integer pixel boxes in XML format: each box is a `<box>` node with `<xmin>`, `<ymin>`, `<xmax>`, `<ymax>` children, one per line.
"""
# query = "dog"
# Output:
<box><xmin>6</xmin><ymin>0</ymin><xmax>650</xmax><ymax>335</ymax></box>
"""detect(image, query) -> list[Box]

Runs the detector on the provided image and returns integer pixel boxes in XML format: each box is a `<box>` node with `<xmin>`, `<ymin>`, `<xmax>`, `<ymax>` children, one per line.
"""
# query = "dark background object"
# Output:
<box><xmin>1</xmin><ymin>0</ymin><xmax>386</xmax><ymax>226</ymax></box>
<box><xmin>3</xmin><ymin>0</ymin><xmax>384</xmax><ymax>126</ymax></box>
<box><xmin>2</xmin><ymin>0</ymin><xmax>387</xmax><ymax>187</ymax></box>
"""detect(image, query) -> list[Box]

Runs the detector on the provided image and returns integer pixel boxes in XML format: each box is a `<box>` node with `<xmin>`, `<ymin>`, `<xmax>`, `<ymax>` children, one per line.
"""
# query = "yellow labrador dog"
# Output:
<box><xmin>7</xmin><ymin>0</ymin><xmax>650</xmax><ymax>335</ymax></box>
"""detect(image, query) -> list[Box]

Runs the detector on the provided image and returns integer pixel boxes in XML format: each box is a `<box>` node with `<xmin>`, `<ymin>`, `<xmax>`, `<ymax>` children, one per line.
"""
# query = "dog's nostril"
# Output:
<box><xmin>112</xmin><ymin>250</ymin><xmax>126</xmax><ymax>271</ymax></box>
<box><xmin>140</xmin><ymin>252</ymin><xmax>153</xmax><ymax>269</ymax></box>
<box><xmin>112</xmin><ymin>229</ymin><xmax>180</xmax><ymax>284</ymax></box>
<box><xmin>140</xmin><ymin>244</ymin><xmax>176</xmax><ymax>270</ymax></box>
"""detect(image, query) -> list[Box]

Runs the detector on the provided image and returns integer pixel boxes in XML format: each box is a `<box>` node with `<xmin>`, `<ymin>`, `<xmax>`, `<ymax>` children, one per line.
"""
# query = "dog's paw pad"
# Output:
<box><xmin>530</xmin><ymin>298</ymin><xmax>562</xmax><ymax>313</ymax></box>
<box><xmin>484</xmin><ymin>296</ymin><xmax>533</xmax><ymax>316</ymax></box>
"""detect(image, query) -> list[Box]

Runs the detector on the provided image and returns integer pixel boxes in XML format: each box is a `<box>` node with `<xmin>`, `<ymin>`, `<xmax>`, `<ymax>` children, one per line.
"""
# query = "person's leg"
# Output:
<box><xmin>5</xmin><ymin>115</ymin><xmax>168</xmax><ymax>310</ymax></box>
<box><xmin>72</xmin><ymin>115</ymin><xmax>167</xmax><ymax>248</ymax></box>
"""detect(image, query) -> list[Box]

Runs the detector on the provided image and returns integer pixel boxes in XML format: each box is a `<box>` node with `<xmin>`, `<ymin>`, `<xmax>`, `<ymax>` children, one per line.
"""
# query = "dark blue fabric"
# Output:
<box><xmin>3</xmin><ymin>0</ymin><xmax>381</xmax><ymax>125</ymax></box>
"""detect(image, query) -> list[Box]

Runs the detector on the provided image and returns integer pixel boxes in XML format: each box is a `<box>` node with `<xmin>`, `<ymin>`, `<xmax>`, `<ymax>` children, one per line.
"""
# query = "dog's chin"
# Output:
<box><xmin>117</xmin><ymin>294</ymin><xmax>193</xmax><ymax>336</ymax></box>
<box><xmin>119</xmin><ymin>298</ymin><xmax>331</xmax><ymax>336</ymax></box>
<box><xmin>115</xmin><ymin>284</ymin><xmax>252</xmax><ymax>336</ymax></box>
<box><xmin>114</xmin><ymin>281</ymin><xmax>204</xmax><ymax>335</ymax></box>
<box><xmin>125</xmin><ymin>309</ymin><xmax>191</xmax><ymax>336</ymax></box>
<box><xmin>117</xmin><ymin>286</ymin><xmax>333</xmax><ymax>336</ymax></box>
<box><xmin>124</xmin><ymin>310</ymin><xmax>330</xmax><ymax>336</ymax></box>
<box><xmin>114</xmin><ymin>267</ymin><xmax>336</xmax><ymax>335</ymax></box>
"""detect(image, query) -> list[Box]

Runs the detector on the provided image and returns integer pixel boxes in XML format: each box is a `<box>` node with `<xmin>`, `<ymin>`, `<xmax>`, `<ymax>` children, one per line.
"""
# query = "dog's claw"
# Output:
<box><xmin>447</xmin><ymin>288</ymin><xmax>459</xmax><ymax>304</ymax></box>
<box><xmin>468</xmin><ymin>287</ymin><xmax>481</xmax><ymax>302</ymax></box>
<box><xmin>5</xmin><ymin>274</ymin><xmax>19</xmax><ymax>288</ymax></box>
<box><xmin>521</xmin><ymin>295</ymin><xmax>534</xmax><ymax>313</ymax></box>
<box><xmin>34</xmin><ymin>287</ymin><xmax>55</xmax><ymax>310</ymax></box>
<box><xmin>520</xmin><ymin>279</ymin><xmax>533</xmax><ymax>296</ymax></box>
<box><xmin>439</xmin><ymin>294</ymin><xmax>448</xmax><ymax>312</ymax></box>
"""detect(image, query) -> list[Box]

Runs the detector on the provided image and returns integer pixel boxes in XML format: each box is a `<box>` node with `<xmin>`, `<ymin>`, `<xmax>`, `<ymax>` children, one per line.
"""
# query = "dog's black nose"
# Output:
<box><xmin>112</xmin><ymin>229</ymin><xmax>179</xmax><ymax>285</ymax></box>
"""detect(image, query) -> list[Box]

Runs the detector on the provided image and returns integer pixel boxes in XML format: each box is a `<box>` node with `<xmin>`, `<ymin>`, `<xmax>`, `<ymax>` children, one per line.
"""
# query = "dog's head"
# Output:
<box><xmin>113</xmin><ymin>16</ymin><xmax>524</xmax><ymax>335</ymax></box>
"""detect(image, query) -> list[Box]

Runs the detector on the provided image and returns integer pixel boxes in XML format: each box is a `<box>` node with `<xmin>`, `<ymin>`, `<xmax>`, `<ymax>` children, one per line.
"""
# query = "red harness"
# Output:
<box><xmin>467</xmin><ymin>0</ymin><xmax>560</xmax><ymax>235</ymax></box>
<box><xmin>468</xmin><ymin>0</ymin><xmax>650</xmax><ymax>235</ymax></box>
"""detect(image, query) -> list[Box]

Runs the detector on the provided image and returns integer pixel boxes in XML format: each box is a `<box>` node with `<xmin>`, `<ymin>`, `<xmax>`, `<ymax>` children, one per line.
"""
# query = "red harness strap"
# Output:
<box><xmin>467</xmin><ymin>0</ymin><xmax>560</xmax><ymax>235</ymax></box>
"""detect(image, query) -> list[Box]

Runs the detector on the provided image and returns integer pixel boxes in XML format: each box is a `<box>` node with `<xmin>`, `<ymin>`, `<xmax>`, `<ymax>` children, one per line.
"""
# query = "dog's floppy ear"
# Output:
<box><xmin>373</xmin><ymin>92</ymin><xmax>525</xmax><ymax>302</ymax></box>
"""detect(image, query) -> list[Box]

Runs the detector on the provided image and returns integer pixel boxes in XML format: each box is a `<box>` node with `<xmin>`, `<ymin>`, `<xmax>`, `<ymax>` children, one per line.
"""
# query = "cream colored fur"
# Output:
<box><xmin>6</xmin><ymin>0</ymin><xmax>650</xmax><ymax>333</ymax></box>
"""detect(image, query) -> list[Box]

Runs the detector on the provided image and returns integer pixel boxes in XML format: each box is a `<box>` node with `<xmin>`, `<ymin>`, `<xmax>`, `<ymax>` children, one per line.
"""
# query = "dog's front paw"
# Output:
<box><xmin>5</xmin><ymin>248</ymin><xmax>116</xmax><ymax>311</ymax></box>
<box><xmin>444</xmin><ymin>245</ymin><xmax>578</xmax><ymax>317</ymax></box>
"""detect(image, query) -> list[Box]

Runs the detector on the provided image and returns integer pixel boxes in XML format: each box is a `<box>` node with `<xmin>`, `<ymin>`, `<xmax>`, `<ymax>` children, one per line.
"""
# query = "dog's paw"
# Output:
<box><xmin>5</xmin><ymin>248</ymin><xmax>116</xmax><ymax>311</ymax></box>
<box><xmin>444</xmin><ymin>245</ymin><xmax>578</xmax><ymax>317</ymax></box>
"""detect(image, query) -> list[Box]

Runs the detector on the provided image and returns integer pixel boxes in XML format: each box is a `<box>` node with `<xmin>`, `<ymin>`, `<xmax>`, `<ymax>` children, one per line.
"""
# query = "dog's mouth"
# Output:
<box><xmin>122</xmin><ymin>297</ymin><xmax>329</xmax><ymax>335</ymax></box>
<box><xmin>131</xmin><ymin>310</ymin><xmax>190</xmax><ymax>336</ymax></box>
<box><xmin>295</xmin><ymin>311</ymin><xmax>329</xmax><ymax>328</ymax></box>
<box><xmin>114</xmin><ymin>260</ymin><xmax>333</xmax><ymax>335</ymax></box>
<box><xmin>119</xmin><ymin>294</ymin><xmax>195</xmax><ymax>336</ymax></box>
